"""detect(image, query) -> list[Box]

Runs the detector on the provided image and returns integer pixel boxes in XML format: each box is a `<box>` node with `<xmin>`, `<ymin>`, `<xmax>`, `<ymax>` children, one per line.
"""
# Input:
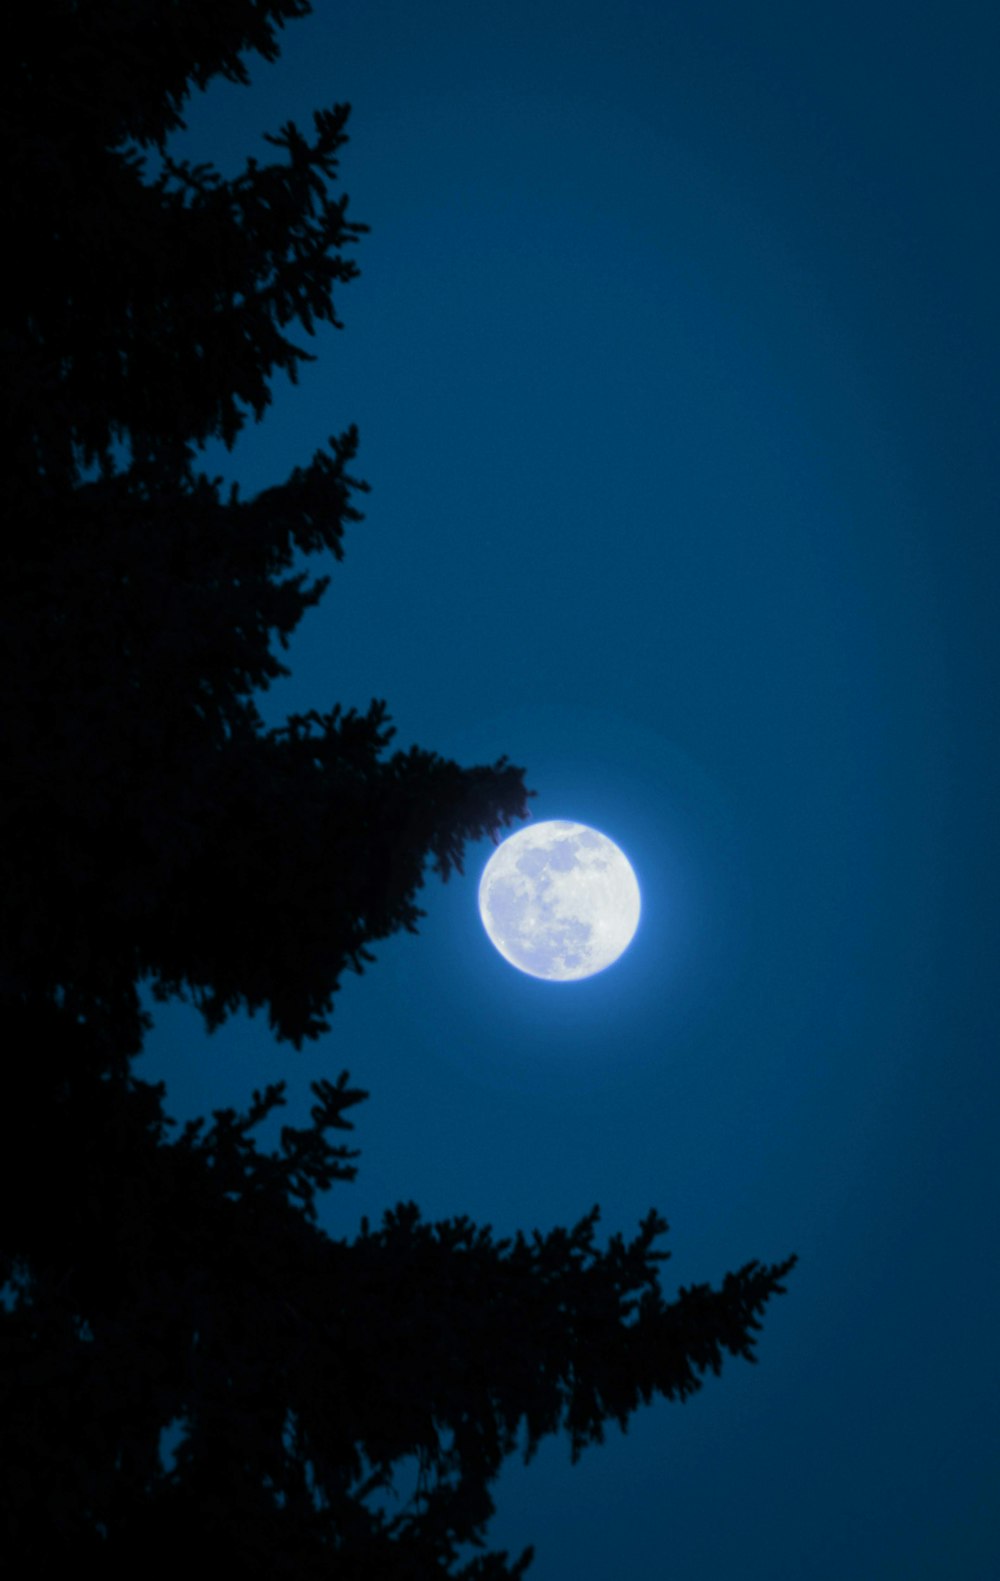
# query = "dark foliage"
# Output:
<box><xmin>0</xmin><ymin>4</ymin><xmax>796</xmax><ymax>1574</ymax></box>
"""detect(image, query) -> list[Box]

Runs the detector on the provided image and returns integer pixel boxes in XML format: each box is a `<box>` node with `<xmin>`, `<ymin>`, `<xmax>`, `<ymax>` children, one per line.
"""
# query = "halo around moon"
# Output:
<box><xmin>478</xmin><ymin>820</ymin><xmax>641</xmax><ymax>981</ymax></box>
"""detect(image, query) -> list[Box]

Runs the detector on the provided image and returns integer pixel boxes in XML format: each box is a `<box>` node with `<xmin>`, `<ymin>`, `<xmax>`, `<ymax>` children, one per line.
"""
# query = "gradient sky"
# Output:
<box><xmin>141</xmin><ymin>3</ymin><xmax>999</xmax><ymax>1575</ymax></box>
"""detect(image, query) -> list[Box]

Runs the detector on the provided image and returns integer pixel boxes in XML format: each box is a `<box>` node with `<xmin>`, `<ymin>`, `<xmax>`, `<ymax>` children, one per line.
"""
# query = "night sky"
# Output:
<box><xmin>141</xmin><ymin>3</ymin><xmax>999</xmax><ymax>1575</ymax></box>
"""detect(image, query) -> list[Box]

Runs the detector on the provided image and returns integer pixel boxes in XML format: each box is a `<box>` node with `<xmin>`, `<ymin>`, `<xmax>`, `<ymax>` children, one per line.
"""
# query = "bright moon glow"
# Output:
<box><xmin>478</xmin><ymin>820</ymin><xmax>641</xmax><ymax>981</ymax></box>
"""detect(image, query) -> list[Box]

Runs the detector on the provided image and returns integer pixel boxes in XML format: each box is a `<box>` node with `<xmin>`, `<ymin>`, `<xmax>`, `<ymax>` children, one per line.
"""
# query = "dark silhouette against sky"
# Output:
<box><xmin>3</xmin><ymin>2</ymin><xmax>796</xmax><ymax>1574</ymax></box>
<box><xmin>5</xmin><ymin>2</ymin><xmax>999</xmax><ymax>1577</ymax></box>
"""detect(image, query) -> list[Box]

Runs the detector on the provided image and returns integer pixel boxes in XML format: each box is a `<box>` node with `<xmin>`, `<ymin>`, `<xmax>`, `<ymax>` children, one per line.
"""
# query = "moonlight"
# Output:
<box><xmin>478</xmin><ymin>821</ymin><xmax>641</xmax><ymax>981</ymax></box>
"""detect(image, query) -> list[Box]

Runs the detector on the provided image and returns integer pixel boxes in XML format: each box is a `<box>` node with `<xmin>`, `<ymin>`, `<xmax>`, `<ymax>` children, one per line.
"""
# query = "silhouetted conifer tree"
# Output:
<box><xmin>0</xmin><ymin>4</ymin><xmax>795</xmax><ymax>1574</ymax></box>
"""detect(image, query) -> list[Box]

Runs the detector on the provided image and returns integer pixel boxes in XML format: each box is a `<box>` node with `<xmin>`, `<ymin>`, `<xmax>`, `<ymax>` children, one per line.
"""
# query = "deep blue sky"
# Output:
<box><xmin>142</xmin><ymin>3</ymin><xmax>999</xmax><ymax>1575</ymax></box>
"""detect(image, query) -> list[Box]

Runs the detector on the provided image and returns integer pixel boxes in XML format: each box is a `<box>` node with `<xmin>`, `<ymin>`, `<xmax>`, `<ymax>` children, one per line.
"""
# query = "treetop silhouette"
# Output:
<box><xmin>0</xmin><ymin>4</ymin><xmax>795</xmax><ymax>1574</ymax></box>
<box><xmin>2</xmin><ymin>0</ymin><xmax>527</xmax><ymax>1051</ymax></box>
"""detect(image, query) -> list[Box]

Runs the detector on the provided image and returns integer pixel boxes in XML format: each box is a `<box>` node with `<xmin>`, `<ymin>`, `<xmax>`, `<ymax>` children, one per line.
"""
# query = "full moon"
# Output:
<box><xmin>478</xmin><ymin>820</ymin><xmax>641</xmax><ymax>981</ymax></box>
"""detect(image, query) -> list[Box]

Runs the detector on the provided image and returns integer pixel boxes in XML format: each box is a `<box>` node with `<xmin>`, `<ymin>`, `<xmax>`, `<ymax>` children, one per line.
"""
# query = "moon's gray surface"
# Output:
<box><xmin>478</xmin><ymin>820</ymin><xmax>641</xmax><ymax>980</ymax></box>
